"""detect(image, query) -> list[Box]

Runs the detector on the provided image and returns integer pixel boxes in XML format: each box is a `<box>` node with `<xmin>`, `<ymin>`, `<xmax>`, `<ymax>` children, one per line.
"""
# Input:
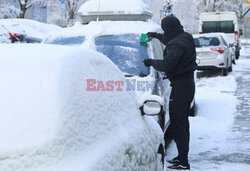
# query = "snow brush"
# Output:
<box><xmin>140</xmin><ymin>33</ymin><xmax>152</xmax><ymax>47</ymax></box>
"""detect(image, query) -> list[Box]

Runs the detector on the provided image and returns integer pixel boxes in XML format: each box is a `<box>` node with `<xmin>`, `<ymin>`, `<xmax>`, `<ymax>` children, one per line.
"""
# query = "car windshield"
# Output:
<box><xmin>95</xmin><ymin>34</ymin><xmax>150</xmax><ymax>77</ymax></box>
<box><xmin>194</xmin><ymin>37</ymin><xmax>220</xmax><ymax>47</ymax></box>
<box><xmin>202</xmin><ymin>21</ymin><xmax>234</xmax><ymax>33</ymax></box>
<box><xmin>45</xmin><ymin>36</ymin><xmax>85</xmax><ymax>45</ymax></box>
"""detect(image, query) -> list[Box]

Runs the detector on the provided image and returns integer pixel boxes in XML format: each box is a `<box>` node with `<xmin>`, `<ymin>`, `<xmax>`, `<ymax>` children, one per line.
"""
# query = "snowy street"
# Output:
<box><xmin>166</xmin><ymin>45</ymin><xmax>250</xmax><ymax>170</ymax></box>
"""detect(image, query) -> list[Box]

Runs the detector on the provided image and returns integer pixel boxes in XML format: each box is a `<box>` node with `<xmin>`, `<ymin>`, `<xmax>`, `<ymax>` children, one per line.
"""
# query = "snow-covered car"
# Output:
<box><xmin>0</xmin><ymin>44</ymin><xmax>165</xmax><ymax>171</ymax></box>
<box><xmin>41</xmin><ymin>24</ymin><xmax>85</xmax><ymax>46</ymax></box>
<box><xmin>0</xmin><ymin>19</ymin><xmax>61</xmax><ymax>43</ymax></box>
<box><xmin>193</xmin><ymin>33</ymin><xmax>234</xmax><ymax>76</ymax></box>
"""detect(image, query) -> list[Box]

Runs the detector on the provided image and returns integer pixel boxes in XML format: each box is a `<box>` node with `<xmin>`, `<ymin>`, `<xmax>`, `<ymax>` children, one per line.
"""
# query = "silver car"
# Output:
<box><xmin>193</xmin><ymin>33</ymin><xmax>234</xmax><ymax>76</ymax></box>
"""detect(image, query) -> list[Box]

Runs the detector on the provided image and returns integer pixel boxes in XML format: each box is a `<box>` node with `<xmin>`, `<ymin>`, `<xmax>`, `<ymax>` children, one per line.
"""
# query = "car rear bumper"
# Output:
<box><xmin>198</xmin><ymin>57</ymin><xmax>227</xmax><ymax>69</ymax></box>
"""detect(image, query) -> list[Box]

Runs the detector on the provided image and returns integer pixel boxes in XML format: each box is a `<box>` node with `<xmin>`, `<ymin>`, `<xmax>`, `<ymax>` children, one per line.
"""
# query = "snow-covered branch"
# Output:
<box><xmin>0</xmin><ymin>3</ymin><xmax>20</xmax><ymax>19</ymax></box>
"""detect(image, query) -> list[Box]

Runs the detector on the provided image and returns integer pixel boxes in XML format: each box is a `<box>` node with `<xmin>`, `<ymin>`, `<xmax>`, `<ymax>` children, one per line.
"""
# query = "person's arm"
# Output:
<box><xmin>150</xmin><ymin>45</ymin><xmax>184</xmax><ymax>75</ymax></box>
<box><xmin>147</xmin><ymin>32</ymin><xmax>167</xmax><ymax>45</ymax></box>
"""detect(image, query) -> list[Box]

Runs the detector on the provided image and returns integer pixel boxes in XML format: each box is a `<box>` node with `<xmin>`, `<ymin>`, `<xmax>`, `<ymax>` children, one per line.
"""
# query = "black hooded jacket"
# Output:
<box><xmin>150</xmin><ymin>16</ymin><xmax>197</xmax><ymax>82</ymax></box>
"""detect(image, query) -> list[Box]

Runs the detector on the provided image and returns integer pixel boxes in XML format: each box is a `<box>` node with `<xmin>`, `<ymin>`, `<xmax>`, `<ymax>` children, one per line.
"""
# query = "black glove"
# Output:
<box><xmin>143</xmin><ymin>59</ymin><xmax>153</xmax><ymax>67</ymax></box>
<box><xmin>147</xmin><ymin>32</ymin><xmax>158</xmax><ymax>38</ymax></box>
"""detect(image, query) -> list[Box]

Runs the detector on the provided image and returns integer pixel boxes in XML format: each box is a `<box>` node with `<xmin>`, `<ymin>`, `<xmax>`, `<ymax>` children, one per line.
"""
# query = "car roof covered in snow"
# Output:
<box><xmin>193</xmin><ymin>33</ymin><xmax>234</xmax><ymax>45</ymax></box>
<box><xmin>78</xmin><ymin>0</ymin><xmax>151</xmax><ymax>15</ymax></box>
<box><xmin>43</xmin><ymin>20</ymin><xmax>161</xmax><ymax>43</ymax></box>
<box><xmin>82</xmin><ymin>20</ymin><xmax>161</xmax><ymax>36</ymax></box>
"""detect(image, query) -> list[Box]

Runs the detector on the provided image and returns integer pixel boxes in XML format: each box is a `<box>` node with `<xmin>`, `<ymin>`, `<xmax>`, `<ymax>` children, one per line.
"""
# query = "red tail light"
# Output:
<box><xmin>211</xmin><ymin>47</ymin><xmax>224</xmax><ymax>54</ymax></box>
<box><xmin>199</xmin><ymin>32</ymin><xmax>203</xmax><ymax>34</ymax></box>
<box><xmin>235</xmin><ymin>31</ymin><xmax>238</xmax><ymax>35</ymax></box>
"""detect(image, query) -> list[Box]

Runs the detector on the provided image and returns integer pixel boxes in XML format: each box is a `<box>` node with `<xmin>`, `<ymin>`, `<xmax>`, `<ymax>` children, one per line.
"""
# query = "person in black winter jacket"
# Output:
<box><xmin>143</xmin><ymin>15</ymin><xmax>197</xmax><ymax>170</ymax></box>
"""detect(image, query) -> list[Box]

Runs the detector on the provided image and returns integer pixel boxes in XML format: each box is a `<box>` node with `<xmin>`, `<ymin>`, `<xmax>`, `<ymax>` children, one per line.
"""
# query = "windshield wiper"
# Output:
<box><xmin>125</xmin><ymin>74</ymin><xmax>135</xmax><ymax>77</ymax></box>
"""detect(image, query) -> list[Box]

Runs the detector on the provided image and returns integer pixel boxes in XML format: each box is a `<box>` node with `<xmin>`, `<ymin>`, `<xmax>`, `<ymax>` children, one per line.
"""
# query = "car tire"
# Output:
<box><xmin>222</xmin><ymin>61</ymin><xmax>228</xmax><ymax>76</ymax></box>
<box><xmin>157</xmin><ymin>144</ymin><xmax>165</xmax><ymax>171</ymax></box>
<box><xmin>236</xmin><ymin>50</ymin><xmax>240</xmax><ymax>60</ymax></box>
<box><xmin>222</xmin><ymin>67</ymin><xmax>228</xmax><ymax>76</ymax></box>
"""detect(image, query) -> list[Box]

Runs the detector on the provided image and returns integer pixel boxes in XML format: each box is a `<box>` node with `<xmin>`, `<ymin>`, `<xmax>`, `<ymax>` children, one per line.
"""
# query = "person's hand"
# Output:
<box><xmin>147</xmin><ymin>32</ymin><xmax>157</xmax><ymax>38</ymax></box>
<box><xmin>143</xmin><ymin>59</ymin><xmax>153</xmax><ymax>67</ymax></box>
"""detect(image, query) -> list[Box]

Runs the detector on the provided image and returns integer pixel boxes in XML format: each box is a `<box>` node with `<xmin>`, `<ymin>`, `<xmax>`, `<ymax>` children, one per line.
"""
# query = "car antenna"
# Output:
<box><xmin>97</xmin><ymin>0</ymin><xmax>101</xmax><ymax>22</ymax></box>
<box><xmin>1</xmin><ymin>25</ymin><xmax>9</xmax><ymax>32</ymax></box>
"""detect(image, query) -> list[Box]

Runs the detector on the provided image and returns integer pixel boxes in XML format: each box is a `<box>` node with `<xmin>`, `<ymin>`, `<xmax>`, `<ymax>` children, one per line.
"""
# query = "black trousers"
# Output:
<box><xmin>169</xmin><ymin>79</ymin><xmax>195</xmax><ymax>165</ymax></box>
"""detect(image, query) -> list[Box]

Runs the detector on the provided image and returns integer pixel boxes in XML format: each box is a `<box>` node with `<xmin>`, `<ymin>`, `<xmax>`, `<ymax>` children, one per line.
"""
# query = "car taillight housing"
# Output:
<box><xmin>211</xmin><ymin>47</ymin><xmax>224</xmax><ymax>54</ymax></box>
<box><xmin>235</xmin><ymin>31</ymin><xmax>238</xmax><ymax>35</ymax></box>
<box><xmin>8</xmin><ymin>32</ymin><xmax>20</xmax><ymax>37</ymax></box>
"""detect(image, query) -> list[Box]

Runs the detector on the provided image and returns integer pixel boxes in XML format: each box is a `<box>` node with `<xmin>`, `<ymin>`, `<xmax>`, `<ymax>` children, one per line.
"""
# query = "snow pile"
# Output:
<box><xmin>78</xmin><ymin>0</ymin><xmax>151</xmax><ymax>15</ymax></box>
<box><xmin>0</xmin><ymin>44</ymin><xmax>162</xmax><ymax>171</ymax></box>
<box><xmin>0</xmin><ymin>19</ymin><xmax>61</xmax><ymax>42</ymax></box>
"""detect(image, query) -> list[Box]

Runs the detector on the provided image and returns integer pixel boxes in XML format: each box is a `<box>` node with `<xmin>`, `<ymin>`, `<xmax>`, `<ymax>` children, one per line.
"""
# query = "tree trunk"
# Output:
<box><xmin>69</xmin><ymin>10</ymin><xmax>74</xmax><ymax>19</ymax></box>
<box><xmin>19</xmin><ymin>5</ymin><xmax>27</xmax><ymax>18</ymax></box>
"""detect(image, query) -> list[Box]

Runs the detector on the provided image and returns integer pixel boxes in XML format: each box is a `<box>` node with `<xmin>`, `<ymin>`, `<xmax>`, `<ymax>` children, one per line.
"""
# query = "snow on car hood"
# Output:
<box><xmin>0</xmin><ymin>44</ymin><xmax>163</xmax><ymax>171</ymax></box>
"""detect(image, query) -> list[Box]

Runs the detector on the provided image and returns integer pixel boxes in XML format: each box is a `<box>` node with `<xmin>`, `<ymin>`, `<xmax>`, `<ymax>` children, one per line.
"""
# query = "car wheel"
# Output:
<box><xmin>222</xmin><ymin>61</ymin><xmax>228</xmax><ymax>76</ymax></box>
<box><xmin>157</xmin><ymin>144</ymin><xmax>165</xmax><ymax>171</ymax></box>
<box><xmin>222</xmin><ymin>67</ymin><xmax>228</xmax><ymax>76</ymax></box>
<box><xmin>189</xmin><ymin>102</ymin><xmax>197</xmax><ymax>117</ymax></box>
<box><xmin>236</xmin><ymin>50</ymin><xmax>240</xmax><ymax>60</ymax></box>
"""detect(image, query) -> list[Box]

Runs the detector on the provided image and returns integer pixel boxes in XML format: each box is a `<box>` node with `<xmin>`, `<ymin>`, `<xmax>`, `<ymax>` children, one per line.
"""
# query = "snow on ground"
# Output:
<box><xmin>78</xmin><ymin>0</ymin><xmax>151</xmax><ymax>15</ymax></box>
<box><xmin>0</xmin><ymin>44</ymin><xmax>163</xmax><ymax>171</ymax></box>
<box><xmin>0</xmin><ymin>19</ymin><xmax>61</xmax><ymax>42</ymax></box>
<box><xmin>240</xmin><ymin>38</ymin><xmax>250</xmax><ymax>56</ymax></box>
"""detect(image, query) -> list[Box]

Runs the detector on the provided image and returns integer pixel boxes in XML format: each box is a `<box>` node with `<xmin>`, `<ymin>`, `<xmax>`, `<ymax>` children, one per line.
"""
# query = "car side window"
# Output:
<box><xmin>152</xmin><ymin>39</ymin><xmax>166</xmax><ymax>79</ymax></box>
<box><xmin>152</xmin><ymin>39</ymin><xmax>164</xmax><ymax>60</ymax></box>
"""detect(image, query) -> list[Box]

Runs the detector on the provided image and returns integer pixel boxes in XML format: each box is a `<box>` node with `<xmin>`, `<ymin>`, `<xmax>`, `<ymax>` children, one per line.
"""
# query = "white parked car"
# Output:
<box><xmin>0</xmin><ymin>44</ymin><xmax>165</xmax><ymax>171</ymax></box>
<box><xmin>193</xmin><ymin>33</ymin><xmax>234</xmax><ymax>76</ymax></box>
<box><xmin>198</xmin><ymin>12</ymin><xmax>242</xmax><ymax>59</ymax></box>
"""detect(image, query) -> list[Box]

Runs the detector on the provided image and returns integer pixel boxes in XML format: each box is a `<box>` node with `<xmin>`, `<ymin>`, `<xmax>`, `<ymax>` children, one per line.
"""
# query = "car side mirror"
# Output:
<box><xmin>140</xmin><ymin>100</ymin><xmax>163</xmax><ymax>116</ymax></box>
<box><xmin>239</xmin><ymin>29</ymin><xmax>243</xmax><ymax>36</ymax></box>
